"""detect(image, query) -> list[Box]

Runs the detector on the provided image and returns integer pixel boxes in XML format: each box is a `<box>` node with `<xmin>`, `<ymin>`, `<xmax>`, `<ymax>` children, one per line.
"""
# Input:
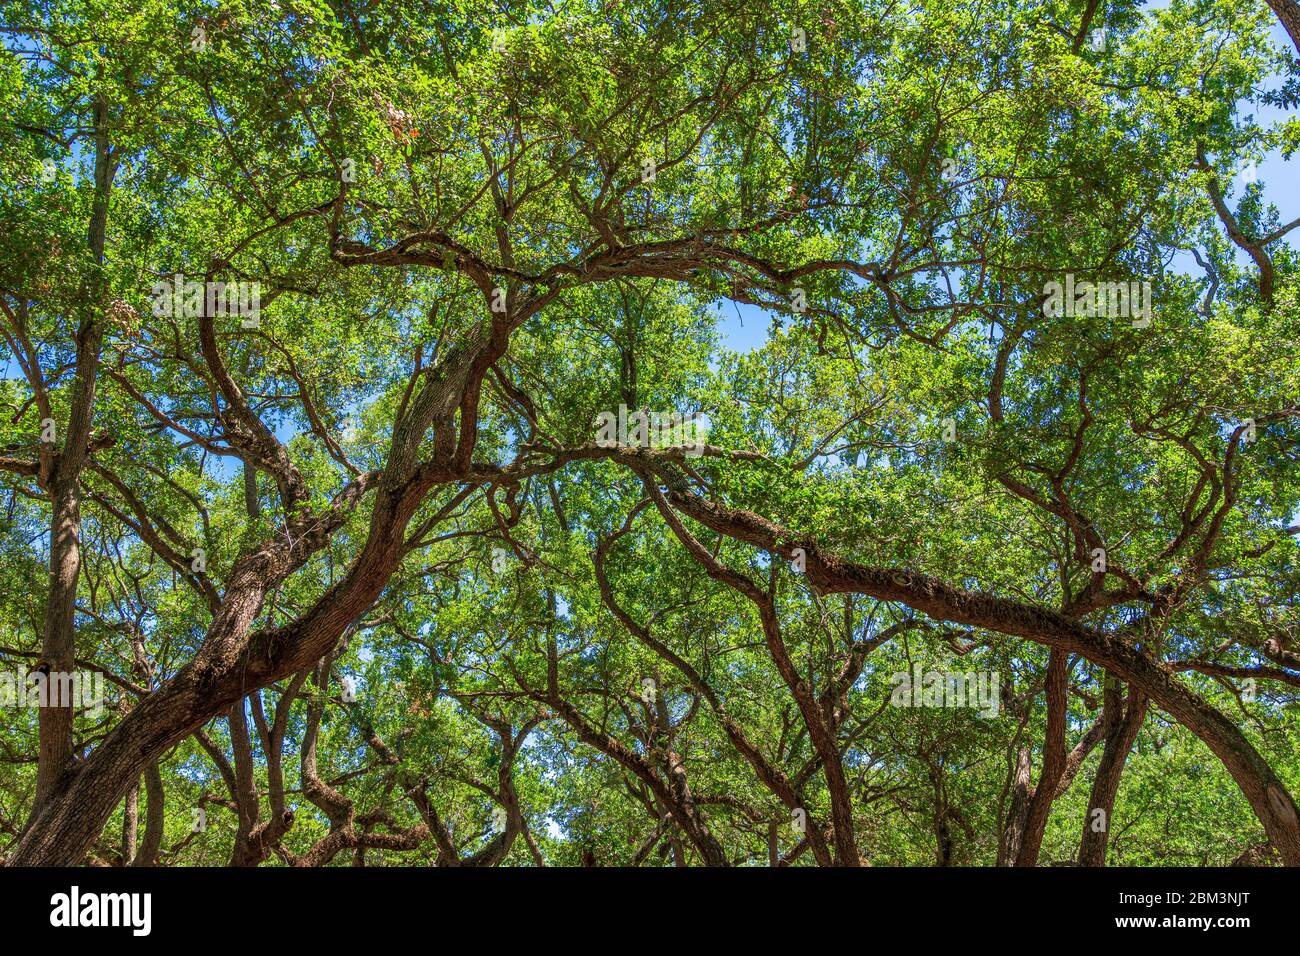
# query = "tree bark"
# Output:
<box><xmin>999</xmin><ymin>747</ymin><xmax>1033</xmax><ymax>865</ymax></box>
<box><xmin>1267</xmin><ymin>0</ymin><xmax>1300</xmax><ymax>54</ymax></box>
<box><xmin>133</xmin><ymin>762</ymin><xmax>165</xmax><ymax>867</ymax></box>
<box><xmin>1079</xmin><ymin>687</ymin><xmax>1148</xmax><ymax>866</ymax></box>
<box><xmin>7</xmin><ymin>463</ymin><xmax>439</xmax><ymax>864</ymax></box>
<box><xmin>120</xmin><ymin>780</ymin><xmax>138</xmax><ymax>865</ymax></box>
<box><xmin>1014</xmin><ymin>650</ymin><xmax>1069</xmax><ymax>866</ymax></box>
<box><xmin>33</xmin><ymin>93</ymin><xmax>115</xmax><ymax>813</ymax></box>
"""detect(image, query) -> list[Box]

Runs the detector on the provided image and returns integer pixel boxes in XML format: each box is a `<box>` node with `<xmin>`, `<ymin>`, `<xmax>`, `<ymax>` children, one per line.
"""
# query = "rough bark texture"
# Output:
<box><xmin>999</xmin><ymin>747</ymin><xmax>1033</xmax><ymax>866</ymax></box>
<box><xmin>1014</xmin><ymin>650</ymin><xmax>1069</xmax><ymax>866</ymax></box>
<box><xmin>119</xmin><ymin>781</ymin><xmax>138</xmax><ymax>865</ymax></box>
<box><xmin>1078</xmin><ymin>687</ymin><xmax>1149</xmax><ymax>866</ymax></box>
<box><xmin>1267</xmin><ymin>0</ymin><xmax>1300</xmax><ymax>54</ymax></box>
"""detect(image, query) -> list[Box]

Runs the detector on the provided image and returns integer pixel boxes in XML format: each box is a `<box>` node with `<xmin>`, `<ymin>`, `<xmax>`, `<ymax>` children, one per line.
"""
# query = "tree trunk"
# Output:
<box><xmin>120</xmin><ymin>779</ymin><xmax>138</xmax><ymax>865</ymax></box>
<box><xmin>1079</xmin><ymin>689</ymin><xmax>1148</xmax><ymax>866</ymax></box>
<box><xmin>9</xmin><ymin>341</ymin><xmax>478</xmax><ymax>866</ymax></box>
<box><xmin>1015</xmin><ymin>650</ymin><xmax>1069</xmax><ymax>866</ymax></box>
<box><xmin>132</xmin><ymin>762</ymin><xmax>165</xmax><ymax>867</ymax></box>
<box><xmin>32</xmin><ymin>93</ymin><xmax>113</xmax><ymax>814</ymax></box>
<box><xmin>999</xmin><ymin>748</ymin><xmax>1032</xmax><ymax>865</ymax></box>
<box><xmin>1267</xmin><ymin>0</ymin><xmax>1300</xmax><ymax>54</ymax></box>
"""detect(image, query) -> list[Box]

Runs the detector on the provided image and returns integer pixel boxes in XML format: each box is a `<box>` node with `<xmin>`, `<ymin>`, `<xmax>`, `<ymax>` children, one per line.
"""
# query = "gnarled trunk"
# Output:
<box><xmin>1079</xmin><ymin>688</ymin><xmax>1148</xmax><ymax>866</ymax></box>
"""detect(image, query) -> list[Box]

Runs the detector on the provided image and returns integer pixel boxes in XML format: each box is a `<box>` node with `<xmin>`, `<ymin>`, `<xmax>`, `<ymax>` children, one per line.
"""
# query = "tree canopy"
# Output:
<box><xmin>1</xmin><ymin>0</ymin><xmax>1298</xmax><ymax>867</ymax></box>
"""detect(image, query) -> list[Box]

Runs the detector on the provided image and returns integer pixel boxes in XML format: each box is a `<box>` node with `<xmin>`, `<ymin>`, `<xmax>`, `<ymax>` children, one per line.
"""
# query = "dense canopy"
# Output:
<box><xmin>1</xmin><ymin>0</ymin><xmax>1298</xmax><ymax>867</ymax></box>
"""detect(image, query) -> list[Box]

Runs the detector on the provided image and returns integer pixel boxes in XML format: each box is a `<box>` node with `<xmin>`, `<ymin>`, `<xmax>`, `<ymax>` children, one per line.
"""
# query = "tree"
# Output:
<box><xmin>1</xmin><ymin>0</ymin><xmax>1297</xmax><ymax>867</ymax></box>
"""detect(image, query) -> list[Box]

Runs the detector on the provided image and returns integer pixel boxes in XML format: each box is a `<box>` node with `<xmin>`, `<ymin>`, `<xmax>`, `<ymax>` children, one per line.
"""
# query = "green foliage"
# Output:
<box><xmin>0</xmin><ymin>0</ymin><xmax>1297</xmax><ymax>866</ymax></box>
